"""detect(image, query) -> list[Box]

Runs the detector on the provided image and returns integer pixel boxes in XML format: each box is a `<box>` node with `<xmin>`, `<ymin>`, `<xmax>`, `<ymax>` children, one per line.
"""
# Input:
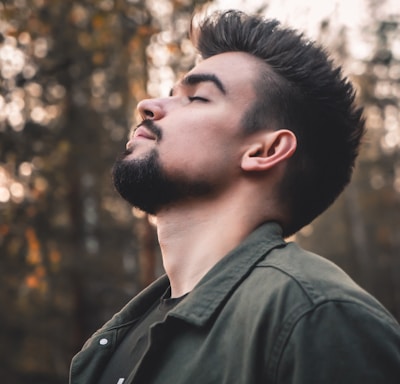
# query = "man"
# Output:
<box><xmin>70</xmin><ymin>10</ymin><xmax>400</xmax><ymax>384</ymax></box>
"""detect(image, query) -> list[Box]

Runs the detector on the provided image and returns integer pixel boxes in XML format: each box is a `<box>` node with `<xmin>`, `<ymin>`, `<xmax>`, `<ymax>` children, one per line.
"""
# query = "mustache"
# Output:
<box><xmin>136</xmin><ymin>119</ymin><xmax>162</xmax><ymax>141</ymax></box>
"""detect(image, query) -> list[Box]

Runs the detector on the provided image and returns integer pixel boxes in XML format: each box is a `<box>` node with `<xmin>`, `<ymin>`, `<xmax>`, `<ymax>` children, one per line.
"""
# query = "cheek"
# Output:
<box><xmin>161</xmin><ymin>124</ymin><xmax>214</xmax><ymax>155</ymax></box>
<box><xmin>158</xmin><ymin>112</ymin><xmax>243</xmax><ymax>170</ymax></box>
<box><xmin>162</xmin><ymin>138</ymin><xmax>239</xmax><ymax>183</ymax></box>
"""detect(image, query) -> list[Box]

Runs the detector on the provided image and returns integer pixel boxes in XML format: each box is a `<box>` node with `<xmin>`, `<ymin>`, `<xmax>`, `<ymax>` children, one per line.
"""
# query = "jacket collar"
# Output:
<box><xmin>169</xmin><ymin>221</ymin><xmax>286</xmax><ymax>326</ymax></box>
<box><xmin>103</xmin><ymin>221</ymin><xmax>285</xmax><ymax>331</ymax></box>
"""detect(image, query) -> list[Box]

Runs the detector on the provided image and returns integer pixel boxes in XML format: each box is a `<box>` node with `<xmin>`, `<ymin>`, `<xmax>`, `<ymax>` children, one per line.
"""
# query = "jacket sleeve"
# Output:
<box><xmin>274</xmin><ymin>300</ymin><xmax>400</xmax><ymax>384</ymax></box>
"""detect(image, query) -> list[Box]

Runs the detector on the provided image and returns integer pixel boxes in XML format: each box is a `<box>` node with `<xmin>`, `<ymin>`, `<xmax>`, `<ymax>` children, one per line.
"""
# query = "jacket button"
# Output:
<box><xmin>99</xmin><ymin>338</ymin><xmax>108</xmax><ymax>345</ymax></box>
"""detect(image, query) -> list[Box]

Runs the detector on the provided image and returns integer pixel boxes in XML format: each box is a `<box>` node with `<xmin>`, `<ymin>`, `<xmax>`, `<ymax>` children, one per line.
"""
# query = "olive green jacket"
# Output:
<box><xmin>69</xmin><ymin>222</ymin><xmax>400</xmax><ymax>384</ymax></box>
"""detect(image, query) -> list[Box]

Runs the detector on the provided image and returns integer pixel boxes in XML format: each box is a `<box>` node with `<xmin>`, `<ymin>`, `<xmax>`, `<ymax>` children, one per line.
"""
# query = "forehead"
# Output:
<box><xmin>185</xmin><ymin>51</ymin><xmax>262</xmax><ymax>96</ymax></box>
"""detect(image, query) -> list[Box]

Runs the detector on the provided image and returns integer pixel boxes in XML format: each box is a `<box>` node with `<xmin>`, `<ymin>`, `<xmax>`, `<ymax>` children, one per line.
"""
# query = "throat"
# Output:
<box><xmin>156</xmin><ymin>203</ymin><xmax>254</xmax><ymax>298</ymax></box>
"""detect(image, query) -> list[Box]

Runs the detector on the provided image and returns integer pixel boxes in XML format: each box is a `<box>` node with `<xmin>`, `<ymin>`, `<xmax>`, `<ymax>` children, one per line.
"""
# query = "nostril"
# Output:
<box><xmin>145</xmin><ymin>109</ymin><xmax>154</xmax><ymax>118</ymax></box>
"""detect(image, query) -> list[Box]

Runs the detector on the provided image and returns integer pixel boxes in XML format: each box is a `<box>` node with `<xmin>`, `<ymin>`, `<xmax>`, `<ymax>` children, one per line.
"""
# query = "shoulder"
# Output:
<box><xmin>246</xmin><ymin>241</ymin><xmax>396</xmax><ymax>322</ymax></box>
<box><xmin>237</xmin><ymin>242</ymin><xmax>400</xmax><ymax>383</ymax></box>
<box><xmin>230</xmin><ymin>240</ymin><xmax>400</xmax><ymax>351</ymax></box>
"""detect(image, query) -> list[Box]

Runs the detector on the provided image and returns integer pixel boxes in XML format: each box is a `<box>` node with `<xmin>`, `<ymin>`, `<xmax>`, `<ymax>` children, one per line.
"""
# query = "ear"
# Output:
<box><xmin>241</xmin><ymin>129</ymin><xmax>297</xmax><ymax>172</ymax></box>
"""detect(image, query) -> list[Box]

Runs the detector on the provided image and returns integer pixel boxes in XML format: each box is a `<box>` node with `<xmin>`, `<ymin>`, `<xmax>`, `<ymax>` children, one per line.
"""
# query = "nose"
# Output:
<box><xmin>137</xmin><ymin>98</ymin><xmax>165</xmax><ymax>120</ymax></box>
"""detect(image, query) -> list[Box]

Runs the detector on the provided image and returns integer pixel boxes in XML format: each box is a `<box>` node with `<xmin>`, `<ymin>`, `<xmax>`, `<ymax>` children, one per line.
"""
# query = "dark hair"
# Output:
<box><xmin>191</xmin><ymin>10</ymin><xmax>365</xmax><ymax>237</ymax></box>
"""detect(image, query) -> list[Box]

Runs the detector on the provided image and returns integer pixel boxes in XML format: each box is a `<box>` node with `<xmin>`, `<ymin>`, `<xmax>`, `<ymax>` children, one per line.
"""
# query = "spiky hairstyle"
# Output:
<box><xmin>191</xmin><ymin>10</ymin><xmax>365</xmax><ymax>236</ymax></box>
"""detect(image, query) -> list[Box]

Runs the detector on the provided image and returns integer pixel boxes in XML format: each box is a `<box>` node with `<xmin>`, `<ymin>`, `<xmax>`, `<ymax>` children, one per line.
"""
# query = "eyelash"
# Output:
<box><xmin>188</xmin><ymin>96</ymin><xmax>209</xmax><ymax>102</ymax></box>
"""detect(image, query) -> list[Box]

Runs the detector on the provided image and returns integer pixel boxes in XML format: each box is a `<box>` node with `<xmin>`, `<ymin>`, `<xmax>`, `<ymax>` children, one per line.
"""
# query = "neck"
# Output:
<box><xmin>155</xmin><ymin>192</ymin><xmax>266</xmax><ymax>298</ymax></box>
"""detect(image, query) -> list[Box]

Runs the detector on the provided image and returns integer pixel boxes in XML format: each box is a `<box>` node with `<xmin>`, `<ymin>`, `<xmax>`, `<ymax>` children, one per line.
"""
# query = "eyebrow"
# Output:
<box><xmin>170</xmin><ymin>73</ymin><xmax>227</xmax><ymax>96</ymax></box>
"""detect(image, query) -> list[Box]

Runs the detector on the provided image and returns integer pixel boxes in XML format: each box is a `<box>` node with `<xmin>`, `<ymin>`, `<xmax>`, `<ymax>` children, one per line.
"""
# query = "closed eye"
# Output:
<box><xmin>188</xmin><ymin>96</ymin><xmax>209</xmax><ymax>102</ymax></box>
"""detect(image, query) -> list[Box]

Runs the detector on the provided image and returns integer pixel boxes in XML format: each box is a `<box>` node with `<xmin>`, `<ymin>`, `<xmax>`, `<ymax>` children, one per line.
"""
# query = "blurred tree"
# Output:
<box><xmin>0</xmin><ymin>0</ymin><xmax>207</xmax><ymax>383</ymax></box>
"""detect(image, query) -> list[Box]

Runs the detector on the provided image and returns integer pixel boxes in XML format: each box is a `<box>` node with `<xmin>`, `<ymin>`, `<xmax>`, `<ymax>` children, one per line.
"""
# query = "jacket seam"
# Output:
<box><xmin>255</xmin><ymin>264</ymin><xmax>320</xmax><ymax>305</ymax></box>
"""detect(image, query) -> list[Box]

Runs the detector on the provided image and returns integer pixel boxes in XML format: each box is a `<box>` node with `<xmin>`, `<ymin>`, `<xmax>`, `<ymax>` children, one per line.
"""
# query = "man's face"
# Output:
<box><xmin>113</xmin><ymin>52</ymin><xmax>262</xmax><ymax>213</ymax></box>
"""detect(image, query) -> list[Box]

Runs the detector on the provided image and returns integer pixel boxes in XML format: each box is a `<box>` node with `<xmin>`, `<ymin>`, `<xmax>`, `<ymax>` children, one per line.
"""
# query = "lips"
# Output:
<box><xmin>125</xmin><ymin>126</ymin><xmax>156</xmax><ymax>152</ymax></box>
<box><xmin>133</xmin><ymin>126</ymin><xmax>157</xmax><ymax>140</ymax></box>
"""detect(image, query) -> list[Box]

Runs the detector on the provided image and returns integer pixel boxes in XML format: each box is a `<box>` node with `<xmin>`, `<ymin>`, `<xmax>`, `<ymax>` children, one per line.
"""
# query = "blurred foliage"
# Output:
<box><xmin>0</xmin><ymin>0</ymin><xmax>207</xmax><ymax>382</ymax></box>
<box><xmin>0</xmin><ymin>0</ymin><xmax>399</xmax><ymax>383</ymax></box>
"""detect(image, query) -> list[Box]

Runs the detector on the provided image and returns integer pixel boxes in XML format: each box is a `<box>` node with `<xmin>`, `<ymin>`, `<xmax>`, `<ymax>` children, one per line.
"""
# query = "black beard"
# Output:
<box><xmin>112</xmin><ymin>149</ymin><xmax>213</xmax><ymax>214</ymax></box>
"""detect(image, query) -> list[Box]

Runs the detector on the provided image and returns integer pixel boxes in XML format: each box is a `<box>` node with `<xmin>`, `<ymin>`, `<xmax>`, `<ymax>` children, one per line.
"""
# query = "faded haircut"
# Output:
<box><xmin>191</xmin><ymin>10</ymin><xmax>365</xmax><ymax>237</ymax></box>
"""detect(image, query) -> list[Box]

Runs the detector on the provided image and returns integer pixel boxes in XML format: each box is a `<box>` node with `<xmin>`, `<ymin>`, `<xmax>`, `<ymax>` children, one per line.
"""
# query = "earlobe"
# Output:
<box><xmin>241</xmin><ymin>130</ymin><xmax>297</xmax><ymax>172</ymax></box>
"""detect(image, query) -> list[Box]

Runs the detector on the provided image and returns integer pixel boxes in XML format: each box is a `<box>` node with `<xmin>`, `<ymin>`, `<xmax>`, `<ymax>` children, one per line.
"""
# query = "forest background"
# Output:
<box><xmin>0</xmin><ymin>0</ymin><xmax>399</xmax><ymax>383</ymax></box>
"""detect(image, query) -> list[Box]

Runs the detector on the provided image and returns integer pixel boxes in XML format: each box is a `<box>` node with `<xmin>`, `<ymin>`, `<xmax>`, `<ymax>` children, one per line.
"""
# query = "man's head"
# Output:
<box><xmin>191</xmin><ymin>10</ymin><xmax>365</xmax><ymax>236</ymax></box>
<box><xmin>113</xmin><ymin>10</ymin><xmax>365</xmax><ymax>237</ymax></box>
